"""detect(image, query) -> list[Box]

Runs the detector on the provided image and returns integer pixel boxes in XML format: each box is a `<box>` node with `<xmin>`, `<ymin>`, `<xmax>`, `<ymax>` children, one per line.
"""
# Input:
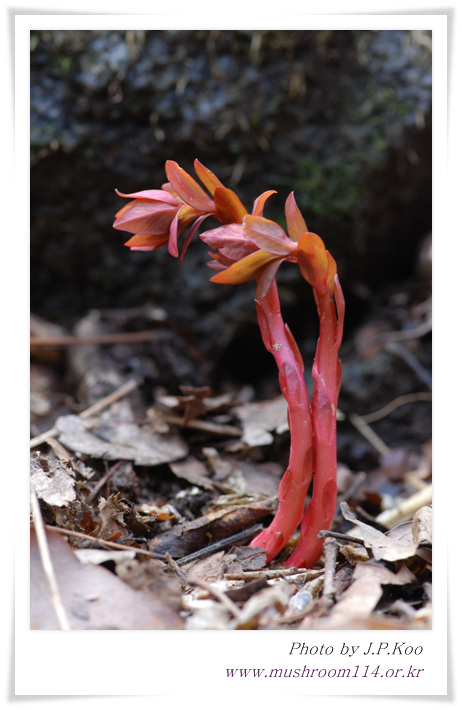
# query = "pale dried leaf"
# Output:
<box><xmin>30</xmin><ymin>453</ymin><xmax>76</xmax><ymax>507</ymax></box>
<box><xmin>341</xmin><ymin>501</ymin><xmax>418</xmax><ymax>561</ymax></box>
<box><xmin>412</xmin><ymin>505</ymin><xmax>432</xmax><ymax>545</ymax></box>
<box><xmin>56</xmin><ymin>414</ymin><xmax>188</xmax><ymax>465</ymax></box>
<box><xmin>233</xmin><ymin>396</ymin><xmax>288</xmax><ymax>446</ymax></box>
<box><xmin>169</xmin><ymin>456</ymin><xmax>215</xmax><ymax>491</ymax></box>
<box><xmin>30</xmin><ymin>527</ymin><xmax>183</xmax><ymax>629</ymax></box>
<box><xmin>234</xmin><ymin>581</ymin><xmax>292</xmax><ymax>629</ymax></box>
<box><xmin>323</xmin><ymin>561</ymin><xmax>416</xmax><ymax>626</ymax></box>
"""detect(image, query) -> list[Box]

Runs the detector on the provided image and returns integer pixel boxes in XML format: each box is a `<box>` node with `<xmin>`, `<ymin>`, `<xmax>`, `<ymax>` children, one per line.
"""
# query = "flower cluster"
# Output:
<box><xmin>114</xmin><ymin>160</ymin><xmax>344</xmax><ymax>569</ymax></box>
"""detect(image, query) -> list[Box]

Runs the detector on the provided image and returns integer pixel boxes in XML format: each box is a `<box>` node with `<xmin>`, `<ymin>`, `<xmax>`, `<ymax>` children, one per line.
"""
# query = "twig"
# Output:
<box><xmin>348</xmin><ymin>412</ymin><xmax>391</xmax><ymax>456</ymax></box>
<box><xmin>175</xmin><ymin>524</ymin><xmax>264</xmax><ymax>566</ymax></box>
<box><xmin>188</xmin><ymin>577</ymin><xmax>242</xmax><ymax>619</ymax></box>
<box><xmin>165</xmin><ymin>552</ymin><xmax>189</xmax><ymax>588</ymax></box>
<box><xmin>30</xmin><ymin>488</ymin><xmax>71</xmax><ymax>630</ymax></box>
<box><xmin>86</xmin><ymin>460</ymin><xmax>125</xmax><ymax>504</ymax></box>
<box><xmin>321</xmin><ymin>536</ymin><xmax>339</xmax><ymax>606</ymax></box>
<box><xmin>374</xmin><ymin>315</ymin><xmax>432</xmax><ymax>343</ymax></box>
<box><xmin>345</xmin><ymin>484</ymin><xmax>432</xmax><ymax>537</ymax></box>
<box><xmin>273</xmin><ymin>601</ymin><xmax>318</xmax><ymax>625</ymax></box>
<box><xmin>161</xmin><ymin>414</ymin><xmax>242</xmax><ymax>438</ymax></box>
<box><xmin>335</xmin><ymin>471</ymin><xmax>367</xmax><ymax>516</ymax></box>
<box><xmin>30</xmin><ymin>330</ymin><xmax>160</xmax><ymax>347</ymax></box>
<box><xmin>224</xmin><ymin>568</ymin><xmax>323</xmax><ymax>581</ymax></box>
<box><xmin>317</xmin><ymin>529</ymin><xmax>365</xmax><ymax>545</ymax></box>
<box><xmin>385</xmin><ymin>342</ymin><xmax>432</xmax><ymax>389</ymax></box>
<box><xmin>374</xmin><ymin>484</ymin><xmax>432</xmax><ymax>529</ymax></box>
<box><xmin>30</xmin><ymin>379</ymin><xmax>139</xmax><ymax>448</ymax></box>
<box><xmin>361</xmin><ymin>392</ymin><xmax>432</xmax><ymax>423</ymax></box>
<box><xmin>44</xmin><ymin>525</ymin><xmax>166</xmax><ymax>560</ymax></box>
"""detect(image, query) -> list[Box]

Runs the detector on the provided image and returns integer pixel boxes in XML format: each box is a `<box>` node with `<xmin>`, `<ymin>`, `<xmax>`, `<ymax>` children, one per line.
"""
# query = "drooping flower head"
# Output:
<box><xmin>114</xmin><ymin>160</ymin><xmax>339</xmax><ymax>298</ymax></box>
<box><xmin>114</xmin><ymin>160</ymin><xmax>244</xmax><ymax>261</ymax></box>
<box><xmin>203</xmin><ymin>191</ymin><xmax>339</xmax><ymax>299</ymax></box>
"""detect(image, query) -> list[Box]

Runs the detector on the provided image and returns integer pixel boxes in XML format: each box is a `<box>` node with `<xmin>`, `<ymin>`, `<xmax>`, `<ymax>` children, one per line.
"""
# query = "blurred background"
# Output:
<box><xmin>30</xmin><ymin>29</ymin><xmax>432</xmax><ymax>463</ymax></box>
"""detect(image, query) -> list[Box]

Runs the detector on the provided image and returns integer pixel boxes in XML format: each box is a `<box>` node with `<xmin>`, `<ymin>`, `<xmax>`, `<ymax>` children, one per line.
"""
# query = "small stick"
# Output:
<box><xmin>30</xmin><ymin>379</ymin><xmax>138</xmax><ymax>448</ymax></box>
<box><xmin>348</xmin><ymin>412</ymin><xmax>391</xmax><ymax>457</ymax></box>
<box><xmin>317</xmin><ymin>529</ymin><xmax>365</xmax><ymax>545</ymax></box>
<box><xmin>385</xmin><ymin>342</ymin><xmax>432</xmax><ymax>389</ymax></box>
<box><xmin>321</xmin><ymin>536</ymin><xmax>339</xmax><ymax>606</ymax></box>
<box><xmin>161</xmin><ymin>414</ymin><xmax>242</xmax><ymax>438</ymax></box>
<box><xmin>345</xmin><ymin>484</ymin><xmax>432</xmax><ymax>538</ymax></box>
<box><xmin>44</xmin><ymin>525</ymin><xmax>166</xmax><ymax>559</ymax></box>
<box><xmin>30</xmin><ymin>488</ymin><xmax>71</xmax><ymax>630</ymax></box>
<box><xmin>374</xmin><ymin>484</ymin><xmax>432</xmax><ymax>529</ymax></box>
<box><xmin>335</xmin><ymin>471</ymin><xmax>367</xmax><ymax>516</ymax></box>
<box><xmin>225</xmin><ymin>567</ymin><xmax>322</xmax><ymax>581</ymax></box>
<box><xmin>188</xmin><ymin>577</ymin><xmax>242</xmax><ymax>619</ymax></box>
<box><xmin>86</xmin><ymin>460</ymin><xmax>125</xmax><ymax>504</ymax></box>
<box><xmin>361</xmin><ymin>392</ymin><xmax>432</xmax><ymax>424</ymax></box>
<box><xmin>373</xmin><ymin>315</ymin><xmax>432</xmax><ymax>343</ymax></box>
<box><xmin>30</xmin><ymin>330</ymin><xmax>160</xmax><ymax>347</ymax></box>
<box><xmin>176</xmin><ymin>524</ymin><xmax>264</xmax><ymax>566</ymax></box>
<box><xmin>165</xmin><ymin>552</ymin><xmax>189</xmax><ymax>588</ymax></box>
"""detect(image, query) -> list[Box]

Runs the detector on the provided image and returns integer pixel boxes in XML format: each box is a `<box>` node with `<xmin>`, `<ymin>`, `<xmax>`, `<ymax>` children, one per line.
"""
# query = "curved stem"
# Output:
<box><xmin>250</xmin><ymin>280</ymin><xmax>314</xmax><ymax>561</ymax></box>
<box><xmin>286</xmin><ymin>276</ymin><xmax>345</xmax><ymax>569</ymax></box>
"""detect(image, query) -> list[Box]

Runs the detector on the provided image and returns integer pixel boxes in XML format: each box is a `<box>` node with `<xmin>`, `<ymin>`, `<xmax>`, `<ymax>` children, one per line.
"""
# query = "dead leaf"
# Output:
<box><xmin>340</xmin><ymin>501</ymin><xmax>426</xmax><ymax>562</ymax></box>
<box><xmin>412</xmin><ymin>505</ymin><xmax>432</xmax><ymax>545</ymax></box>
<box><xmin>149</xmin><ymin>499</ymin><xmax>275</xmax><ymax>559</ymax></box>
<box><xmin>56</xmin><ymin>413</ymin><xmax>188</xmax><ymax>465</ymax></box>
<box><xmin>30</xmin><ymin>452</ymin><xmax>76</xmax><ymax>507</ymax></box>
<box><xmin>30</xmin><ymin>526</ymin><xmax>184</xmax><ymax>629</ymax></box>
<box><xmin>185</xmin><ymin>551</ymin><xmax>229</xmax><ymax>583</ymax></box>
<box><xmin>233</xmin><ymin>396</ymin><xmax>288</xmax><ymax>446</ymax></box>
<box><xmin>169</xmin><ymin>456</ymin><xmax>215</xmax><ymax>491</ymax></box>
<box><xmin>305</xmin><ymin>561</ymin><xmax>416</xmax><ymax>628</ymax></box>
<box><xmin>233</xmin><ymin>581</ymin><xmax>292</xmax><ymax>629</ymax></box>
<box><xmin>115</xmin><ymin>558</ymin><xmax>182</xmax><ymax>610</ymax></box>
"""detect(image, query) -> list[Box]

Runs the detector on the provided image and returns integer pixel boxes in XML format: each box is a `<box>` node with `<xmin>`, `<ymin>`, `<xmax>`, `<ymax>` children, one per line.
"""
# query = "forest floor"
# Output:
<box><xmin>30</xmin><ymin>274</ymin><xmax>432</xmax><ymax>631</ymax></box>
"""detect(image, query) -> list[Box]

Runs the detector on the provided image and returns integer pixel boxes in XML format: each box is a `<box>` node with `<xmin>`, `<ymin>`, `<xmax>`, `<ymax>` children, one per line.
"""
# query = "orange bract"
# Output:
<box><xmin>210</xmin><ymin>249</ymin><xmax>280</xmax><ymax>285</ymax></box>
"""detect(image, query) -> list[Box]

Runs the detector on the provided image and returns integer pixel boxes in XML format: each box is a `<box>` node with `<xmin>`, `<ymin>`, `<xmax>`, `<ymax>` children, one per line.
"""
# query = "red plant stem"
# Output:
<box><xmin>250</xmin><ymin>280</ymin><xmax>314</xmax><ymax>561</ymax></box>
<box><xmin>286</xmin><ymin>275</ymin><xmax>345</xmax><ymax>568</ymax></box>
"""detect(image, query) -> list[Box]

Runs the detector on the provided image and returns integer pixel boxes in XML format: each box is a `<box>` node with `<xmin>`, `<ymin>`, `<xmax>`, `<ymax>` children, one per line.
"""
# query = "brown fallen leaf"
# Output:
<box><xmin>340</xmin><ymin>501</ymin><xmax>432</xmax><ymax>562</ymax></box>
<box><xmin>233</xmin><ymin>581</ymin><xmax>293</xmax><ymax>629</ymax></box>
<box><xmin>185</xmin><ymin>546</ymin><xmax>267</xmax><ymax>584</ymax></box>
<box><xmin>232</xmin><ymin>396</ymin><xmax>289</xmax><ymax>447</ymax></box>
<box><xmin>169</xmin><ymin>456</ymin><xmax>215</xmax><ymax>491</ymax></box>
<box><xmin>301</xmin><ymin>561</ymin><xmax>417</xmax><ymax>629</ymax></box>
<box><xmin>412</xmin><ymin>505</ymin><xmax>432</xmax><ymax>545</ymax></box>
<box><xmin>30</xmin><ymin>526</ymin><xmax>183</xmax><ymax>630</ymax></box>
<box><xmin>56</xmin><ymin>413</ymin><xmax>188</xmax><ymax>465</ymax></box>
<box><xmin>30</xmin><ymin>452</ymin><xmax>76</xmax><ymax>507</ymax></box>
<box><xmin>148</xmin><ymin>499</ymin><xmax>275</xmax><ymax>560</ymax></box>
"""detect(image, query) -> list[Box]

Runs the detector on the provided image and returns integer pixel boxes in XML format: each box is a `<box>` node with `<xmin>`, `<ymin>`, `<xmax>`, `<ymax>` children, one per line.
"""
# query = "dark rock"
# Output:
<box><xmin>31</xmin><ymin>29</ymin><xmax>432</xmax><ymax>383</ymax></box>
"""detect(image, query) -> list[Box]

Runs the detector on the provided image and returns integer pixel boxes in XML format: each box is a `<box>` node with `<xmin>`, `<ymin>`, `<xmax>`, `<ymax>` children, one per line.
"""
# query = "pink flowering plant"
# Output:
<box><xmin>114</xmin><ymin>160</ymin><xmax>344</xmax><ymax>569</ymax></box>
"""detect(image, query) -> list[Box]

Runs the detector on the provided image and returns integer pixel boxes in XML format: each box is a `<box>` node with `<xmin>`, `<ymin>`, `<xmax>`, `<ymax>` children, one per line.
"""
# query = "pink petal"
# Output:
<box><xmin>194</xmin><ymin>160</ymin><xmax>224</xmax><ymax>194</ymax></box>
<box><xmin>285</xmin><ymin>192</ymin><xmax>308</xmax><ymax>242</ymax></box>
<box><xmin>200</xmin><ymin>223</ymin><xmax>245</xmax><ymax>247</ymax></box>
<box><xmin>168</xmin><ymin>209</ymin><xmax>181</xmax><ymax>257</ymax></box>
<box><xmin>200</xmin><ymin>223</ymin><xmax>255</xmax><ymax>263</ymax></box>
<box><xmin>213</xmin><ymin>187</ymin><xmax>248</xmax><ymax>223</ymax></box>
<box><xmin>124</xmin><ymin>233</ymin><xmax>169</xmax><ymax>249</ymax></box>
<box><xmin>210</xmin><ymin>250</ymin><xmax>279</xmax><ymax>286</ymax></box>
<box><xmin>179</xmin><ymin>214</ymin><xmax>212</xmax><ymax>263</ymax></box>
<box><xmin>114</xmin><ymin>203</ymin><xmax>177</xmax><ymax>235</ymax></box>
<box><xmin>115</xmin><ymin>188</ymin><xmax>179</xmax><ymax>205</ymax></box>
<box><xmin>165</xmin><ymin>161</ymin><xmax>215</xmax><ymax>212</ymax></box>
<box><xmin>243</xmin><ymin>215</ymin><xmax>296</xmax><ymax>256</ymax></box>
<box><xmin>252</xmin><ymin>190</ymin><xmax>277</xmax><ymax>216</ymax></box>
<box><xmin>255</xmin><ymin>258</ymin><xmax>283</xmax><ymax>300</ymax></box>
